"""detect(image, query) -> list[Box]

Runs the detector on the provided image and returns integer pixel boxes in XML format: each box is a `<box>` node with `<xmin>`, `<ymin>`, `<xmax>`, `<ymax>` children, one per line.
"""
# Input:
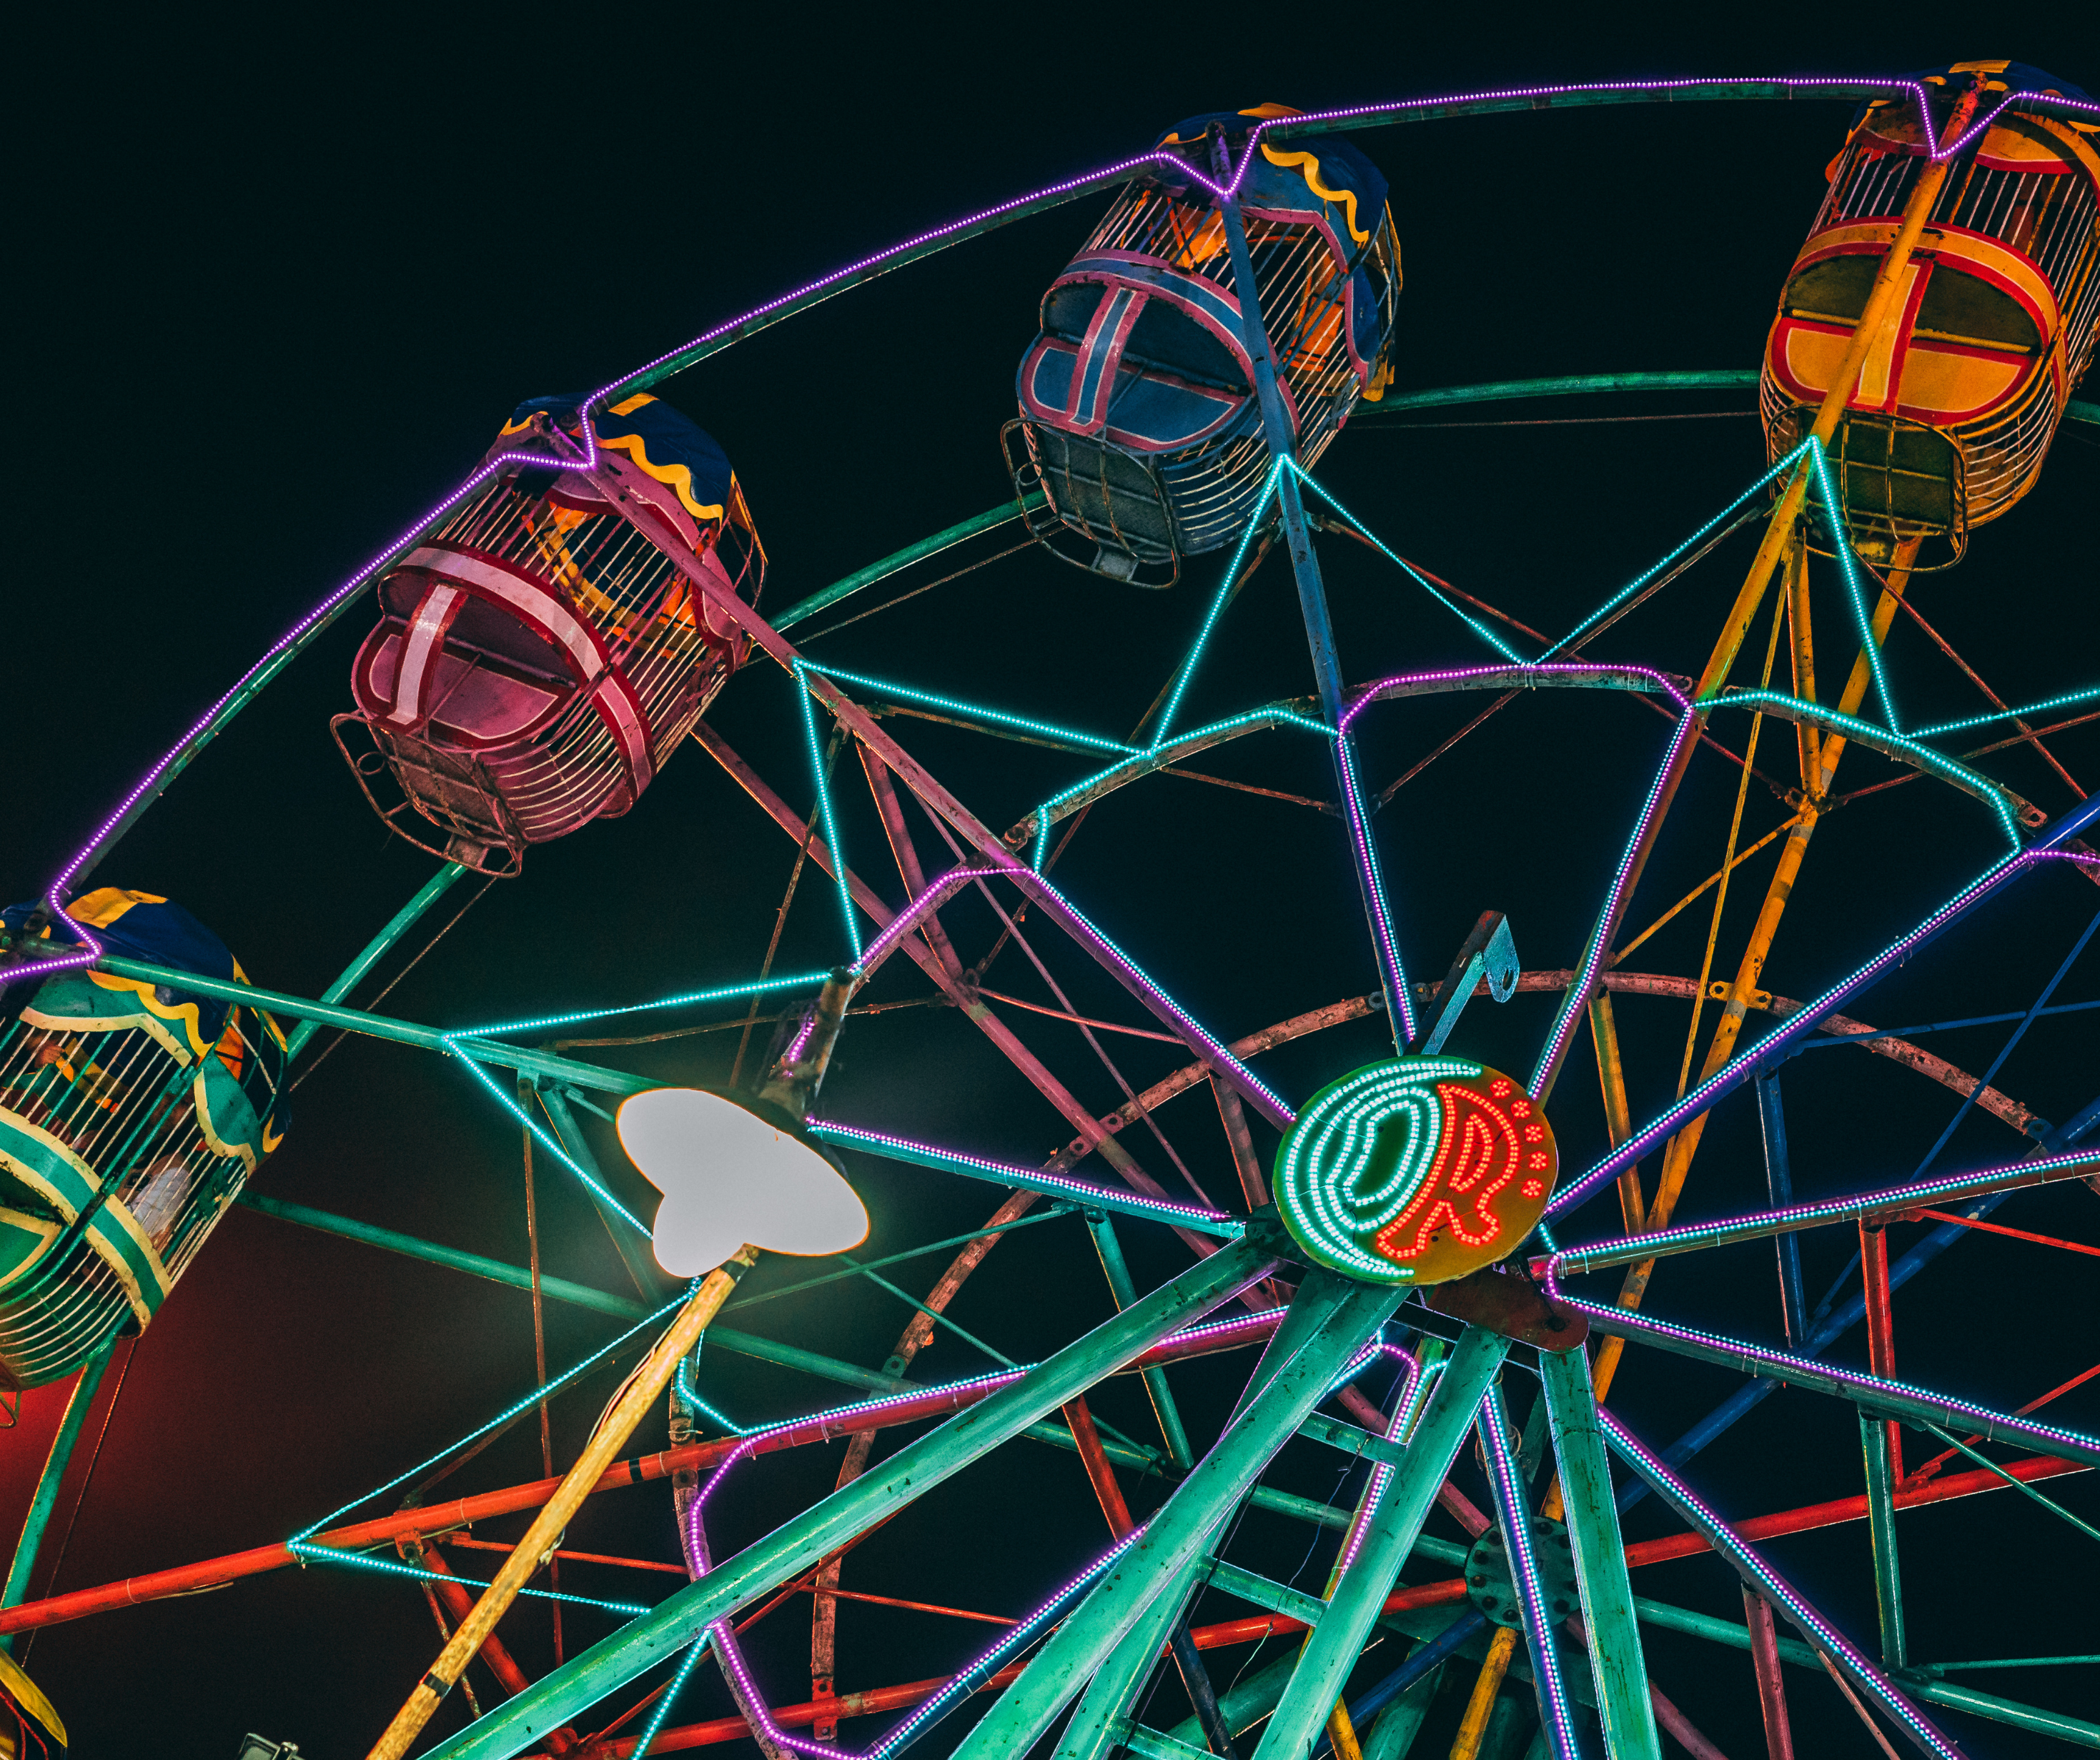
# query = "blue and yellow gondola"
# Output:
<box><xmin>1006</xmin><ymin>105</ymin><xmax>1400</xmax><ymax>585</ymax></box>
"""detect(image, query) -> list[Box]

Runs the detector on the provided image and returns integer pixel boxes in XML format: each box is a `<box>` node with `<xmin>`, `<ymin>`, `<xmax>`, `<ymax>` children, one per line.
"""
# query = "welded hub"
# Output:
<box><xmin>1465</xmin><ymin>1518</ymin><xmax>1579</xmax><ymax>1631</ymax></box>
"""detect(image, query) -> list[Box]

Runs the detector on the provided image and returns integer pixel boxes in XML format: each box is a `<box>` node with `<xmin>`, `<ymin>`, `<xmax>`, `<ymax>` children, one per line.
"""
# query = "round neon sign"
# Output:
<box><xmin>1273</xmin><ymin>1058</ymin><xmax>1557</xmax><ymax>1286</ymax></box>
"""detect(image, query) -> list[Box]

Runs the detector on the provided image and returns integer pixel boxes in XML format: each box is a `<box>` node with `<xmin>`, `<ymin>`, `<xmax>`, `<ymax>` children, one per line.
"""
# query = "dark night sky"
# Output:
<box><xmin>6</xmin><ymin>7</ymin><xmax>2096</xmax><ymax>1757</ymax></box>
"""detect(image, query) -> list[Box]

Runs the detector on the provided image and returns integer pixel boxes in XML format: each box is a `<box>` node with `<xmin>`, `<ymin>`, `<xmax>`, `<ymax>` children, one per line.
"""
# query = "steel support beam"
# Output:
<box><xmin>1089</xmin><ymin>1213</ymin><xmax>1195</xmax><ymax>1466</ymax></box>
<box><xmin>0</xmin><ymin>1338</ymin><xmax>117</xmax><ymax>1649</ymax></box>
<box><xmin>1253</xmin><ymin>1328</ymin><xmax>1507</xmax><ymax>1760</ymax></box>
<box><xmin>1212</xmin><ymin>131</ymin><xmax>1409</xmax><ymax>1043</ymax></box>
<box><xmin>950</xmin><ymin>1273</ymin><xmax>1404</xmax><ymax>1760</ymax></box>
<box><xmin>286</xmin><ymin>862</ymin><xmax>469</xmax><ymax>1059</ymax></box>
<box><xmin>1860</xmin><ymin>1412</ymin><xmax>1908</xmax><ymax>1668</ymax></box>
<box><xmin>1755</xmin><ymin>1073</ymin><xmax>1809</xmax><ymax>1344</ymax></box>
<box><xmin>1537</xmin><ymin>1346</ymin><xmax>1660</xmax><ymax>1760</ymax></box>
<box><xmin>421</xmin><ymin>1238</ymin><xmax>1279</xmax><ymax>1758</ymax></box>
<box><xmin>1743</xmin><ymin>1589</ymin><xmax>1796</xmax><ymax>1760</ymax></box>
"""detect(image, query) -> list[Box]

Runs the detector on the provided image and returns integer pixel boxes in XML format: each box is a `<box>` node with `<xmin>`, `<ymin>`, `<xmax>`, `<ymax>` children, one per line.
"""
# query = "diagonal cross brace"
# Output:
<box><xmin>1251</xmin><ymin>1327</ymin><xmax>1508</xmax><ymax>1760</ymax></box>
<box><xmin>421</xmin><ymin>1237</ymin><xmax>1280</xmax><ymax>1759</ymax></box>
<box><xmin>949</xmin><ymin>1271</ymin><xmax>1405</xmax><ymax>1760</ymax></box>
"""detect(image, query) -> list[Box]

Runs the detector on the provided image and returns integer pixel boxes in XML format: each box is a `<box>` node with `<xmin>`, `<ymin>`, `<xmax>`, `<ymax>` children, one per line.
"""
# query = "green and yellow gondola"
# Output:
<box><xmin>0</xmin><ymin>891</ymin><xmax>285</xmax><ymax>1391</ymax></box>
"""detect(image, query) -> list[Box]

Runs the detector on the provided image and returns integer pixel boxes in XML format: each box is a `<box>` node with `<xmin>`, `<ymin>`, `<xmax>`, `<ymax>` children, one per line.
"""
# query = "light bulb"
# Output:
<box><xmin>616</xmin><ymin>1088</ymin><xmax>868</xmax><ymax>1276</ymax></box>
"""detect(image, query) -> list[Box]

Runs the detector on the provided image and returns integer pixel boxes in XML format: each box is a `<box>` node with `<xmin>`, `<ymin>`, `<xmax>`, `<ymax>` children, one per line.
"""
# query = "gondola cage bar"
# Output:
<box><xmin>1007</xmin><ymin>105</ymin><xmax>1400</xmax><ymax>586</ymax></box>
<box><xmin>0</xmin><ymin>892</ymin><xmax>287</xmax><ymax>1389</ymax></box>
<box><xmin>1761</xmin><ymin>60</ymin><xmax>2099</xmax><ymax>567</ymax></box>
<box><xmin>333</xmin><ymin>395</ymin><xmax>766</xmax><ymax>874</ymax></box>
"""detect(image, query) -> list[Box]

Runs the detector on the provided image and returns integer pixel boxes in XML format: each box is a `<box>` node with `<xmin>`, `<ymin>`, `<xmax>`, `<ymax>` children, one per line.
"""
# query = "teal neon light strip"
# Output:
<box><xmin>285</xmin><ymin>1542</ymin><xmax>652</xmax><ymax>1617</ymax></box>
<box><xmin>1542</xmin><ymin>444</ymin><xmax>1808</xmax><ymax>660</ymax></box>
<box><xmin>1151</xmin><ymin>461</ymin><xmax>1284</xmax><ymax>748</ymax></box>
<box><xmin>291</xmin><ymin>1291</ymin><xmax>689</xmax><ymax>1542</ymax></box>
<box><xmin>1805</xmin><ymin>439</ymin><xmax>1900</xmax><ymax>733</ymax></box>
<box><xmin>1029</xmin><ymin>705</ymin><xmax>1333</xmax><ymax>869</ymax></box>
<box><xmin>449</xmin><ymin>1047</ymin><xmax>653</xmax><ymax>1236</ymax></box>
<box><xmin>631</xmin><ymin>1638</ymin><xmax>713</xmax><ymax>1759</ymax></box>
<box><xmin>793</xmin><ymin>661</ymin><xmax>864</xmax><ymax>961</ymax></box>
<box><xmin>1703</xmin><ymin>689</ymin><xmax>2020</xmax><ymax>846</ymax></box>
<box><xmin>1291</xmin><ymin>464</ymin><xmax>1527</xmax><ymax>664</ymax></box>
<box><xmin>806</xmin><ymin>661</ymin><xmax>1141</xmax><ymax>758</ymax></box>
<box><xmin>451</xmin><ymin>973</ymin><xmax>831</xmax><ymax>1043</ymax></box>
<box><xmin>678</xmin><ymin>1351</ymin><xmax>756</xmax><ymax>1437</ymax></box>
<box><xmin>1913</xmin><ymin>685</ymin><xmax>2100</xmax><ymax>742</ymax></box>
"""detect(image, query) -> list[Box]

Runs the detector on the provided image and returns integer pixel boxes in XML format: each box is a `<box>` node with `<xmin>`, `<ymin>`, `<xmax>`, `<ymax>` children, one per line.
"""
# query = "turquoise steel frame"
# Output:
<box><xmin>1537</xmin><ymin>1345</ymin><xmax>1660</xmax><ymax>1760</ymax></box>
<box><xmin>1252</xmin><ymin>1328</ymin><xmax>1507</xmax><ymax>1760</ymax></box>
<box><xmin>950</xmin><ymin>1272</ymin><xmax>1403</xmax><ymax>1760</ymax></box>
<box><xmin>422</xmin><ymin>1235</ymin><xmax>1280</xmax><ymax>1758</ymax></box>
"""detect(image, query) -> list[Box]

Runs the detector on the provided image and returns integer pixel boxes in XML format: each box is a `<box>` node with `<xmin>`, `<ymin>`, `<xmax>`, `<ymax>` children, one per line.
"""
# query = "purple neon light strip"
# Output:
<box><xmin>26</xmin><ymin>422</ymin><xmax>598</xmax><ymax>985</ymax></box>
<box><xmin>678</xmin><ymin>1383</ymin><xmax>1141</xmax><ymax>1760</ymax></box>
<box><xmin>806</xmin><ymin>1120</ymin><xmax>1243</xmax><ymax>1231</ymax></box>
<box><xmin>1334</xmin><ymin>732</ymin><xmax>1417</xmax><ymax>1043</ymax></box>
<box><xmin>852</xmin><ymin>866</ymin><xmax>986</xmax><ymax>975</ymax></box>
<box><xmin>1547</xmin><ymin>1146</ymin><xmax>2100</xmax><ymax>1275</ymax></box>
<box><xmin>1600</xmin><ymin>1409</ymin><xmax>1966</xmax><ymax>1759</ymax></box>
<box><xmin>1531</xmin><ymin>707</ymin><xmax>1700</xmax><ymax>1094</ymax></box>
<box><xmin>1547</xmin><ymin>846</ymin><xmax>2041</xmax><ymax>1219</ymax></box>
<box><xmin>988</xmin><ymin>855</ymin><xmax>1296</xmax><ymax>1124</ymax></box>
<box><xmin>1539</xmin><ymin>1260</ymin><xmax>2099</xmax><ymax>1460</ymax></box>
<box><xmin>1237</xmin><ymin>76</ymin><xmax>2096</xmax><ymax>169</ymax></box>
<box><xmin>1334</xmin><ymin>1343</ymin><xmax>1425</xmax><ymax>1576</ymax></box>
<box><xmin>44</xmin><ymin>72</ymin><xmax>2076</xmax><ymax>977</ymax></box>
<box><xmin>1479</xmin><ymin>1381</ymin><xmax>1582</xmax><ymax>1760</ymax></box>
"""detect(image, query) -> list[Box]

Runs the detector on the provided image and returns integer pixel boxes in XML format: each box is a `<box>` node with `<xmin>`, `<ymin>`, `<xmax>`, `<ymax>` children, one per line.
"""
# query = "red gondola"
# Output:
<box><xmin>334</xmin><ymin>395</ymin><xmax>764</xmax><ymax>872</ymax></box>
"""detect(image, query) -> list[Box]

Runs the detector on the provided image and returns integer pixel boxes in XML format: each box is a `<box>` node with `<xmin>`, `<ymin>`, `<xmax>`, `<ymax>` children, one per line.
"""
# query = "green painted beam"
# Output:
<box><xmin>1354</xmin><ymin>373</ymin><xmax>2100</xmax><ymax>427</ymax></box>
<box><xmin>536</xmin><ymin>1086</ymin><xmax>673</xmax><ymax>1300</ymax></box>
<box><xmin>1628</xmin><ymin>1594</ymin><xmax>2100</xmax><ymax>1749</ymax></box>
<box><xmin>1253</xmin><ymin>1328</ymin><xmax>1507</xmax><ymax>1760</ymax></box>
<box><xmin>287</xmin><ymin>862</ymin><xmax>468</xmax><ymax>1060</ymax></box>
<box><xmin>1089</xmin><ymin>1213</ymin><xmax>1195</xmax><ymax>1466</ymax></box>
<box><xmin>771</xmin><ymin>495</ymin><xmax>1044</xmax><ymax>632</ymax></box>
<box><xmin>238</xmin><ymin>1192</ymin><xmax>648</xmax><ymax>1319</ymax></box>
<box><xmin>1206</xmin><ymin>1558</ymin><xmax>1330</xmax><ymax>1629</ymax></box>
<box><xmin>1056</xmin><ymin>1551</ymin><xmax>1210</xmax><ymax>1760</ymax></box>
<box><xmin>1540</xmin><ymin>1346</ymin><xmax>1661</xmax><ymax>1760</ymax></box>
<box><xmin>1861</xmin><ymin>1413</ymin><xmax>1907</xmax><ymax>1666</ymax></box>
<box><xmin>425</xmin><ymin>1235</ymin><xmax>1282</xmax><ymax>1758</ymax></box>
<box><xmin>1360</xmin><ymin>371</ymin><xmax>1758</xmax><ymax>415</ymax></box>
<box><xmin>240</xmin><ymin>1187</ymin><xmax>1164</xmax><ymax>1478</ymax></box>
<box><xmin>1</xmin><ymin>1338</ymin><xmax>118</xmax><ymax>1650</ymax></box>
<box><xmin>92</xmin><ymin>953</ymin><xmax>655</xmax><ymax>1096</ymax></box>
<box><xmin>955</xmin><ymin>1273</ymin><xmax>1403</xmax><ymax>1760</ymax></box>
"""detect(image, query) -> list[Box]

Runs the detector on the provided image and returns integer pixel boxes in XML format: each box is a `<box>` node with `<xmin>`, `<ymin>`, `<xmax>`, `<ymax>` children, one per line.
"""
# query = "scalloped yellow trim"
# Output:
<box><xmin>1259</xmin><ymin>144</ymin><xmax>1373</xmax><ymax>244</ymax></box>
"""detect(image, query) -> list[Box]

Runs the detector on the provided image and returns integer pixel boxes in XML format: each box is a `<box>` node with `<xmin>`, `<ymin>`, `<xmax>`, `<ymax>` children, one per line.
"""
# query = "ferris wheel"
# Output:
<box><xmin>3</xmin><ymin>63</ymin><xmax>2098</xmax><ymax>1760</ymax></box>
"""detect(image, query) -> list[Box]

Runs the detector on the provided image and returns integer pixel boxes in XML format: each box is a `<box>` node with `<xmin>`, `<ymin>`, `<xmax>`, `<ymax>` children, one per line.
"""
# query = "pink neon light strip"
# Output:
<box><xmin>851</xmin><ymin>866</ymin><xmax>987</xmax><ymax>975</ymax></box>
<box><xmin>1545</xmin><ymin>1146</ymin><xmax>2100</xmax><ymax>1274</ymax></box>
<box><xmin>39</xmin><ymin>74</ymin><xmax>2086</xmax><ymax>988</ymax></box>
<box><xmin>1537</xmin><ymin>1259</ymin><xmax>2099</xmax><ymax>1461</ymax></box>
<box><xmin>1601</xmin><ymin>1408</ymin><xmax>1966</xmax><ymax>1759</ymax></box>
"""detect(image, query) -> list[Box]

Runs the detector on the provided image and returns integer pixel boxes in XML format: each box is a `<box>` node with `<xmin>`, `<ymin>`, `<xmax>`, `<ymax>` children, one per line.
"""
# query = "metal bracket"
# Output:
<box><xmin>1203</xmin><ymin>1559</ymin><xmax>1329</xmax><ymax>1630</ymax></box>
<box><xmin>1419</xmin><ymin>912</ymin><xmax>1520</xmax><ymax>1054</ymax></box>
<box><xmin>1295</xmin><ymin>1411</ymin><xmax>1409</xmax><ymax>1470</ymax></box>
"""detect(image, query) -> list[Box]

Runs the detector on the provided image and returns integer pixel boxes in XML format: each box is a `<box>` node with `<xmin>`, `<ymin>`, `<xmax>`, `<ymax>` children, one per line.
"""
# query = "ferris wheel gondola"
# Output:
<box><xmin>1006</xmin><ymin>104</ymin><xmax>1400</xmax><ymax>586</ymax></box>
<box><xmin>332</xmin><ymin>394</ymin><xmax>765</xmax><ymax>874</ymax></box>
<box><xmin>1761</xmin><ymin>59</ymin><xmax>2099</xmax><ymax>567</ymax></box>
